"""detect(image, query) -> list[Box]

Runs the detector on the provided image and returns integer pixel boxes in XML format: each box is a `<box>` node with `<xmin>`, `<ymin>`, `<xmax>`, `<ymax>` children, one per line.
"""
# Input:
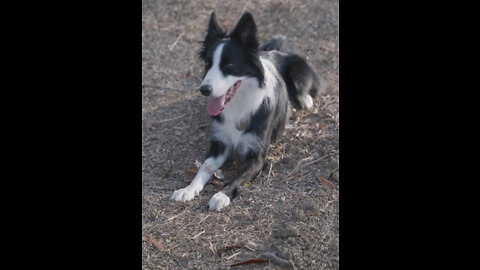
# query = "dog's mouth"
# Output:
<box><xmin>206</xmin><ymin>80</ymin><xmax>242</xmax><ymax>116</ymax></box>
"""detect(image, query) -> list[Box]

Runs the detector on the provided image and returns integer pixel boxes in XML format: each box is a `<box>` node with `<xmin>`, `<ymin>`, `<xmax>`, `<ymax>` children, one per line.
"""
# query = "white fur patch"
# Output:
<box><xmin>208</xmin><ymin>191</ymin><xmax>230</xmax><ymax>211</ymax></box>
<box><xmin>201</xmin><ymin>43</ymin><xmax>242</xmax><ymax>98</ymax></box>
<box><xmin>300</xmin><ymin>94</ymin><xmax>313</xmax><ymax>110</ymax></box>
<box><xmin>209</xmin><ymin>57</ymin><xmax>280</xmax><ymax>158</ymax></box>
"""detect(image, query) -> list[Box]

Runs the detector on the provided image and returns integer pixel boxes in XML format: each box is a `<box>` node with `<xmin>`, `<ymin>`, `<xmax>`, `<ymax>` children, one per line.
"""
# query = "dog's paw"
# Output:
<box><xmin>209</xmin><ymin>192</ymin><xmax>230</xmax><ymax>211</ymax></box>
<box><xmin>171</xmin><ymin>186</ymin><xmax>201</xmax><ymax>202</ymax></box>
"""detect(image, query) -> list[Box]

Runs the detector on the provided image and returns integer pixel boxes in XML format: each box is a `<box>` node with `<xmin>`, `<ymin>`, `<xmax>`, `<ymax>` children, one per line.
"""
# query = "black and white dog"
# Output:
<box><xmin>171</xmin><ymin>11</ymin><xmax>323</xmax><ymax>211</ymax></box>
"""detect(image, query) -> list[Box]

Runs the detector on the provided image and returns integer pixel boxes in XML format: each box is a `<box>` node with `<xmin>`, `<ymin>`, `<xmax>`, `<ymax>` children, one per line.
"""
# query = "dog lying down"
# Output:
<box><xmin>171</xmin><ymin>11</ymin><xmax>325</xmax><ymax>211</ymax></box>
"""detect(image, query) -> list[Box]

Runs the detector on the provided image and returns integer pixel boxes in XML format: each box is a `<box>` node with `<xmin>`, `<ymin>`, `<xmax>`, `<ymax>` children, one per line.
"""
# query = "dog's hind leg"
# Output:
<box><xmin>171</xmin><ymin>141</ymin><xmax>229</xmax><ymax>202</ymax></box>
<box><xmin>208</xmin><ymin>154</ymin><xmax>265</xmax><ymax>211</ymax></box>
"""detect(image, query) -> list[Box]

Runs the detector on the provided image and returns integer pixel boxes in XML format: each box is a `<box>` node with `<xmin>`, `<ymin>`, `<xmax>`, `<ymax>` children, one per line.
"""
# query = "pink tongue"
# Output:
<box><xmin>207</xmin><ymin>94</ymin><xmax>226</xmax><ymax>116</ymax></box>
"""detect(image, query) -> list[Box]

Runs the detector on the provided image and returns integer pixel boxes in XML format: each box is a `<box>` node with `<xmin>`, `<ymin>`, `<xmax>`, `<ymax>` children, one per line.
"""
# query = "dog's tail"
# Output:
<box><xmin>259</xmin><ymin>34</ymin><xmax>287</xmax><ymax>52</ymax></box>
<box><xmin>260</xmin><ymin>35</ymin><xmax>327</xmax><ymax>110</ymax></box>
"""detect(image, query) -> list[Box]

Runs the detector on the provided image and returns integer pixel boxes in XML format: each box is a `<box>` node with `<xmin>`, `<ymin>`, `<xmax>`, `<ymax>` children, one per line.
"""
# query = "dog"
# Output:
<box><xmin>171</xmin><ymin>11</ymin><xmax>324</xmax><ymax>211</ymax></box>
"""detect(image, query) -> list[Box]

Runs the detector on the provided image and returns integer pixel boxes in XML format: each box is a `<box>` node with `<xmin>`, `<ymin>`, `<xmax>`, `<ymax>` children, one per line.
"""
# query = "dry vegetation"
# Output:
<box><xmin>142</xmin><ymin>0</ymin><xmax>339</xmax><ymax>269</ymax></box>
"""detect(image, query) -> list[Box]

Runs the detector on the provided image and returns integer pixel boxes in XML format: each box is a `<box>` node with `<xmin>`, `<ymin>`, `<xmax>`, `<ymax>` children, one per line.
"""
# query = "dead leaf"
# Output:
<box><xmin>150</xmin><ymin>236</ymin><xmax>164</xmax><ymax>252</ymax></box>
<box><xmin>317</xmin><ymin>175</ymin><xmax>336</xmax><ymax>188</ymax></box>
<box><xmin>272</xmin><ymin>145</ymin><xmax>281</xmax><ymax>154</ymax></box>
<box><xmin>223</xmin><ymin>19</ymin><xmax>231</xmax><ymax>28</ymax></box>
<box><xmin>180</xmin><ymin>71</ymin><xmax>191</xmax><ymax>79</ymax></box>
<box><xmin>184</xmin><ymin>167</ymin><xmax>199</xmax><ymax>182</ymax></box>
<box><xmin>210</xmin><ymin>179</ymin><xmax>224</xmax><ymax>188</ymax></box>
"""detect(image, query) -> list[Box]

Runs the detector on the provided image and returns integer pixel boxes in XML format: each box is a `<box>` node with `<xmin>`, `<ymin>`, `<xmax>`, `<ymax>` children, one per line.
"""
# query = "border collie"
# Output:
<box><xmin>171</xmin><ymin>11</ymin><xmax>324</xmax><ymax>211</ymax></box>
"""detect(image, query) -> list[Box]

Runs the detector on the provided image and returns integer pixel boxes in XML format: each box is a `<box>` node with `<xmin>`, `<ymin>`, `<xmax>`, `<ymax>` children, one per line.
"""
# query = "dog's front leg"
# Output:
<box><xmin>208</xmin><ymin>155</ymin><xmax>265</xmax><ymax>211</ymax></box>
<box><xmin>171</xmin><ymin>141</ymin><xmax>229</xmax><ymax>202</ymax></box>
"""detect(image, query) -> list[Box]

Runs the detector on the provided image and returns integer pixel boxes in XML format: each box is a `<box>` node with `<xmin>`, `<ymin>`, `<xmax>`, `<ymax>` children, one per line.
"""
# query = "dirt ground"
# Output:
<box><xmin>142</xmin><ymin>0</ymin><xmax>339</xmax><ymax>269</ymax></box>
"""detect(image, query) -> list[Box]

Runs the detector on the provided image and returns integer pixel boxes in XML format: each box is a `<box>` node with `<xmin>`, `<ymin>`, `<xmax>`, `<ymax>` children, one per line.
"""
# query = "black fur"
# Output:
<box><xmin>206</xmin><ymin>140</ymin><xmax>226</xmax><ymax>159</ymax></box>
<box><xmin>262</xmin><ymin>49</ymin><xmax>321</xmax><ymax>109</ymax></box>
<box><xmin>211</xmin><ymin>113</ymin><xmax>223</xmax><ymax>123</ymax></box>
<box><xmin>198</xmin><ymin>12</ymin><xmax>226</xmax><ymax>61</ymax></box>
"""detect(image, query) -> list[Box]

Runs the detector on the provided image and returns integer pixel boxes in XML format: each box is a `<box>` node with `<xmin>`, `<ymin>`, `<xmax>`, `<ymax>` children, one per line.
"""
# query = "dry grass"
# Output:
<box><xmin>142</xmin><ymin>0</ymin><xmax>339</xmax><ymax>269</ymax></box>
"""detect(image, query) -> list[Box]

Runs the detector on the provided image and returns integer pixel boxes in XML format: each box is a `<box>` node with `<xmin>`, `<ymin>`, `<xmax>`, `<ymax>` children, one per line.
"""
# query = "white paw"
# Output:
<box><xmin>208</xmin><ymin>192</ymin><xmax>230</xmax><ymax>211</ymax></box>
<box><xmin>301</xmin><ymin>94</ymin><xmax>314</xmax><ymax>111</ymax></box>
<box><xmin>171</xmin><ymin>186</ymin><xmax>201</xmax><ymax>202</ymax></box>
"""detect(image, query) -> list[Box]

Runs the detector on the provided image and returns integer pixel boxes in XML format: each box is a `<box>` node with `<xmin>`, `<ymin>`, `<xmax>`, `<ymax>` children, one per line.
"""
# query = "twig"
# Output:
<box><xmin>260</xmin><ymin>253</ymin><xmax>294</xmax><ymax>269</ymax></box>
<box><xmin>192</xmin><ymin>230</ymin><xmax>205</xmax><ymax>239</ymax></box>
<box><xmin>157</xmin><ymin>113</ymin><xmax>188</xmax><ymax>123</ymax></box>
<box><xmin>169</xmin><ymin>32</ymin><xmax>184</xmax><ymax>51</ymax></box>
<box><xmin>226</xmin><ymin>251</ymin><xmax>242</xmax><ymax>260</ymax></box>
<box><xmin>142</xmin><ymin>84</ymin><xmax>185</xmax><ymax>92</ymax></box>
<box><xmin>166</xmin><ymin>208</ymin><xmax>187</xmax><ymax>222</ymax></box>
<box><xmin>287</xmin><ymin>156</ymin><xmax>313</xmax><ymax>178</ymax></box>
<box><xmin>208</xmin><ymin>241</ymin><xmax>216</xmax><ymax>255</ymax></box>
<box><xmin>198</xmin><ymin>214</ymin><xmax>210</xmax><ymax>225</ymax></box>
<box><xmin>240</xmin><ymin>0</ymin><xmax>252</xmax><ymax>14</ymax></box>
<box><xmin>301</xmin><ymin>151</ymin><xmax>339</xmax><ymax>168</ymax></box>
<box><xmin>266</xmin><ymin>163</ymin><xmax>273</xmax><ymax>181</ymax></box>
<box><xmin>166</xmin><ymin>213</ymin><xmax>181</xmax><ymax>222</ymax></box>
<box><xmin>192</xmin><ymin>230</ymin><xmax>205</xmax><ymax>240</ymax></box>
<box><xmin>217</xmin><ymin>245</ymin><xmax>243</xmax><ymax>257</ymax></box>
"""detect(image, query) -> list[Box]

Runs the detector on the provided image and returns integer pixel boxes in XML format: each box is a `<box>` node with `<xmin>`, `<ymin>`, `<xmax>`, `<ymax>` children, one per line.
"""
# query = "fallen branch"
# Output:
<box><xmin>260</xmin><ymin>253</ymin><xmax>294</xmax><ymax>269</ymax></box>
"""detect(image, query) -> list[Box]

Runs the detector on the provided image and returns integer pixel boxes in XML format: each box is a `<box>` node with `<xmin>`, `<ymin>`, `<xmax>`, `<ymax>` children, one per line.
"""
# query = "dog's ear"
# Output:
<box><xmin>199</xmin><ymin>12</ymin><xmax>225</xmax><ymax>60</ymax></box>
<box><xmin>207</xmin><ymin>11</ymin><xmax>224</xmax><ymax>38</ymax></box>
<box><xmin>230</xmin><ymin>12</ymin><xmax>258</xmax><ymax>48</ymax></box>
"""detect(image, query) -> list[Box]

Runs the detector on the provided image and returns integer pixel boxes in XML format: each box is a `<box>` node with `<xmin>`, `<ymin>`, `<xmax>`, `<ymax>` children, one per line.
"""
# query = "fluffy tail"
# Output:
<box><xmin>259</xmin><ymin>34</ymin><xmax>287</xmax><ymax>51</ymax></box>
<box><xmin>260</xmin><ymin>35</ymin><xmax>327</xmax><ymax>110</ymax></box>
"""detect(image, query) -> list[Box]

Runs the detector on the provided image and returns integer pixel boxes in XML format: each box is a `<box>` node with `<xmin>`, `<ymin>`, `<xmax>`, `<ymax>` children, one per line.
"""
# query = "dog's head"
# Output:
<box><xmin>198</xmin><ymin>12</ymin><xmax>265</xmax><ymax>116</ymax></box>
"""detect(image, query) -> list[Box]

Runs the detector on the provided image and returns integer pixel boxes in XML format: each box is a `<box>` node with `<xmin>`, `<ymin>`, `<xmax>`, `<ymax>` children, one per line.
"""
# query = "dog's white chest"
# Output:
<box><xmin>212</xmin><ymin>119</ymin><xmax>261</xmax><ymax>157</ymax></box>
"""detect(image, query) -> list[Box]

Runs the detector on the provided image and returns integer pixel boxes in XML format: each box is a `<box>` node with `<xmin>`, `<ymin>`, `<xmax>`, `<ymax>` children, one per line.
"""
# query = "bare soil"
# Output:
<box><xmin>142</xmin><ymin>0</ymin><xmax>339</xmax><ymax>269</ymax></box>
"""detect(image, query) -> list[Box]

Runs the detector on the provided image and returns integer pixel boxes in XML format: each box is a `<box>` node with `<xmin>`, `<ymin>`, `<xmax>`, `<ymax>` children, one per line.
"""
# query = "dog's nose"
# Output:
<box><xmin>199</xmin><ymin>84</ymin><xmax>212</xmax><ymax>96</ymax></box>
